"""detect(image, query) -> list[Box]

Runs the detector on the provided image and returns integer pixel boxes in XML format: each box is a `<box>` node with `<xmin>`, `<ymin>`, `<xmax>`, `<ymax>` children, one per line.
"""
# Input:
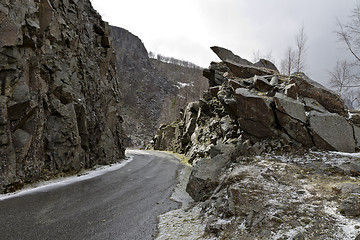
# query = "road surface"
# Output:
<box><xmin>0</xmin><ymin>150</ymin><xmax>181</xmax><ymax>240</ymax></box>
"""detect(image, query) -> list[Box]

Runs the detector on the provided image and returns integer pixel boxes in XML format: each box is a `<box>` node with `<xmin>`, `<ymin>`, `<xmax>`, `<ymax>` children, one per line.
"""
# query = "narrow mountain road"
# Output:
<box><xmin>0</xmin><ymin>150</ymin><xmax>181</xmax><ymax>240</ymax></box>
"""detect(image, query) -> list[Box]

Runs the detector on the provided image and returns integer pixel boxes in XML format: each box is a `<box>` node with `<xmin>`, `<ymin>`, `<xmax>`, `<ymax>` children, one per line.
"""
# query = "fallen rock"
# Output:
<box><xmin>308</xmin><ymin>111</ymin><xmax>355</xmax><ymax>152</ymax></box>
<box><xmin>253</xmin><ymin>75</ymin><xmax>272</xmax><ymax>92</ymax></box>
<box><xmin>210</xmin><ymin>46</ymin><xmax>252</xmax><ymax>65</ymax></box>
<box><xmin>186</xmin><ymin>154</ymin><xmax>231</xmax><ymax>201</ymax></box>
<box><xmin>224</xmin><ymin>60</ymin><xmax>276</xmax><ymax>79</ymax></box>
<box><xmin>290</xmin><ymin>73</ymin><xmax>347</xmax><ymax>116</ymax></box>
<box><xmin>233</xmin><ymin>88</ymin><xmax>277</xmax><ymax>138</ymax></box>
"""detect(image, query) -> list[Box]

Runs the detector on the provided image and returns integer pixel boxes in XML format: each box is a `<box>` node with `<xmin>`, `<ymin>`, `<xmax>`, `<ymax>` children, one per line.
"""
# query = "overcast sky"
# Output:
<box><xmin>91</xmin><ymin>0</ymin><xmax>358</xmax><ymax>85</ymax></box>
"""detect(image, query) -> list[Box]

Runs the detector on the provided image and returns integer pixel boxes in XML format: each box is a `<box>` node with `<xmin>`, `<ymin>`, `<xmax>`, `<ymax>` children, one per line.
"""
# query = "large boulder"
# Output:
<box><xmin>274</xmin><ymin>93</ymin><xmax>313</xmax><ymax>146</ymax></box>
<box><xmin>308</xmin><ymin>111</ymin><xmax>356</xmax><ymax>152</ymax></box>
<box><xmin>290</xmin><ymin>73</ymin><xmax>347</xmax><ymax>117</ymax></box>
<box><xmin>224</xmin><ymin>60</ymin><xmax>276</xmax><ymax>79</ymax></box>
<box><xmin>233</xmin><ymin>88</ymin><xmax>277</xmax><ymax>138</ymax></box>
<box><xmin>186</xmin><ymin>154</ymin><xmax>231</xmax><ymax>201</ymax></box>
<box><xmin>210</xmin><ymin>46</ymin><xmax>252</xmax><ymax>66</ymax></box>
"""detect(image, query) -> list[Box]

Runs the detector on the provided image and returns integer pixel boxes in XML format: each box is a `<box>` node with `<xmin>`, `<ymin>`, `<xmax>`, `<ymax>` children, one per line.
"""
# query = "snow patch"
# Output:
<box><xmin>0</xmin><ymin>156</ymin><xmax>134</xmax><ymax>201</ymax></box>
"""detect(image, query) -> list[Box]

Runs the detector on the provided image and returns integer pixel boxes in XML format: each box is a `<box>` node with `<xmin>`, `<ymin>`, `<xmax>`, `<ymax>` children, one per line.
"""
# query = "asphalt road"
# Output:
<box><xmin>0</xmin><ymin>150</ymin><xmax>181</xmax><ymax>240</ymax></box>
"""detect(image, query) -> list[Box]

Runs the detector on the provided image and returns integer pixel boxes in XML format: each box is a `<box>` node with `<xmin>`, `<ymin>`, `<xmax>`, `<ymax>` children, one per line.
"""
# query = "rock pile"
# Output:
<box><xmin>153</xmin><ymin>46</ymin><xmax>360</xmax><ymax>239</ymax></box>
<box><xmin>152</xmin><ymin>46</ymin><xmax>360</xmax><ymax>200</ymax></box>
<box><xmin>0</xmin><ymin>0</ymin><xmax>126</xmax><ymax>193</ymax></box>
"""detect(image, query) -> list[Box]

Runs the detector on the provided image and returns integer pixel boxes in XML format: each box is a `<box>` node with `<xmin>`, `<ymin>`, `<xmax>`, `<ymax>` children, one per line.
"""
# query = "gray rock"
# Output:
<box><xmin>290</xmin><ymin>73</ymin><xmax>347</xmax><ymax>117</ymax></box>
<box><xmin>254</xmin><ymin>59</ymin><xmax>279</xmax><ymax>72</ymax></box>
<box><xmin>340</xmin><ymin>196</ymin><xmax>360</xmax><ymax>217</ymax></box>
<box><xmin>302</xmin><ymin>97</ymin><xmax>327</xmax><ymax>113</ymax></box>
<box><xmin>233</xmin><ymin>88</ymin><xmax>277</xmax><ymax>138</ymax></box>
<box><xmin>186</xmin><ymin>154</ymin><xmax>231</xmax><ymax>201</ymax></box>
<box><xmin>12</xmin><ymin>83</ymin><xmax>30</xmax><ymax>102</ymax></box>
<box><xmin>254</xmin><ymin>75</ymin><xmax>272</xmax><ymax>92</ymax></box>
<box><xmin>274</xmin><ymin>93</ymin><xmax>306</xmax><ymax>123</ymax></box>
<box><xmin>225</xmin><ymin>60</ymin><xmax>276</xmax><ymax>79</ymax></box>
<box><xmin>308</xmin><ymin>111</ymin><xmax>355</xmax><ymax>152</ymax></box>
<box><xmin>284</xmin><ymin>83</ymin><xmax>298</xmax><ymax>99</ymax></box>
<box><xmin>210</xmin><ymin>46</ymin><xmax>253</xmax><ymax>65</ymax></box>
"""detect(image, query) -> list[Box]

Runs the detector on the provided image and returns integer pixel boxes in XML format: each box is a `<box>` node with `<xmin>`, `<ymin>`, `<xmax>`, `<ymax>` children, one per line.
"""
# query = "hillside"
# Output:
<box><xmin>110</xmin><ymin>26</ymin><xmax>208</xmax><ymax>147</ymax></box>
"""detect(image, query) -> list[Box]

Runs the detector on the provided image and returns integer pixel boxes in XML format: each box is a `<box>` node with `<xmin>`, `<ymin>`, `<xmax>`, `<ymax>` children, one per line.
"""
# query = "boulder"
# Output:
<box><xmin>290</xmin><ymin>73</ymin><xmax>347</xmax><ymax>116</ymax></box>
<box><xmin>284</xmin><ymin>83</ymin><xmax>298</xmax><ymax>99</ymax></box>
<box><xmin>233</xmin><ymin>88</ymin><xmax>277</xmax><ymax>138</ymax></box>
<box><xmin>224</xmin><ymin>60</ymin><xmax>276</xmax><ymax>79</ymax></box>
<box><xmin>302</xmin><ymin>97</ymin><xmax>327</xmax><ymax>113</ymax></box>
<box><xmin>274</xmin><ymin>93</ymin><xmax>306</xmax><ymax>123</ymax></box>
<box><xmin>308</xmin><ymin>111</ymin><xmax>355</xmax><ymax>152</ymax></box>
<box><xmin>210</xmin><ymin>46</ymin><xmax>252</xmax><ymax>65</ymax></box>
<box><xmin>186</xmin><ymin>154</ymin><xmax>231</xmax><ymax>201</ymax></box>
<box><xmin>253</xmin><ymin>75</ymin><xmax>272</xmax><ymax>92</ymax></box>
<box><xmin>253</xmin><ymin>59</ymin><xmax>279</xmax><ymax>72</ymax></box>
<box><xmin>274</xmin><ymin>94</ymin><xmax>313</xmax><ymax>146</ymax></box>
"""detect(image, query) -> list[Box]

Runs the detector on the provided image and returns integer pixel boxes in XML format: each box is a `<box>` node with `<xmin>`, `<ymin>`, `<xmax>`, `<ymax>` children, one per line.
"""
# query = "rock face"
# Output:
<box><xmin>0</xmin><ymin>0</ymin><xmax>126</xmax><ymax>193</ymax></box>
<box><xmin>152</xmin><ymin>46</ymin><xmax>359</xmax><ymax>201</ymax></box>
<box><xmin>110</xmin><ymin>26</ymin><xmax>208</xmax><ymax>147</ymax></box>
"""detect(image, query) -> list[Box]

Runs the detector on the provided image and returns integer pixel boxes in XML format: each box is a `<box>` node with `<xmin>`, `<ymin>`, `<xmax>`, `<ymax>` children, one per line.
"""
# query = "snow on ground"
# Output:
<box><xmin>0</xmin><ymin>155</ymin><xmax>134</xmax><ymax>201</ymax></box>
<box><xmin>156</xmin><ymin>162</ymin><xmax>206</xmax><ymax>240</ymax></box>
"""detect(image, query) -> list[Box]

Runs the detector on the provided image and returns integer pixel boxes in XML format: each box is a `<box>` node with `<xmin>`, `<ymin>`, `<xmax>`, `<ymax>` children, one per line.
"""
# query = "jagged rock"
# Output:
<box><xmin>284</xmin><ymin>83</ymin><xmax>298</xmax><ymax>99</ymax></box>
<box><xmin>274</xmin><ymin>93</ymin><xmax>313</xmax><ymax>146</ymax></box>
<box><xmin>290</xmin><ymin>73</ymin><xmax>347</xmax><ymax>116</ymax></box>
<box><xmin>210</xmin><ymin>46</ymin><xmax>252</xmax><ymax>66</ymax></box>
<box><xmin>253</xmin><ymin>75</ymin><xmax>272</xmax><ymax>92</ymax></box>
<box><xmin>153</xmin><ymin>122</ymin><xmax>182</xmax><ymax>152</ymax></box>
<box><xmin>302</xmin><ymin>97</ymin><xmax>327</xmax><ymax>113</ymax></box>
<box><xmin>224</xmin><ymin>60</ymin><xmax>276</xmax><ymax>79</ymax></box>
<box><xmin>254</xmin><ymin>59</ymin><xmax>279</xmax><ymax>72</ymax></box>
<box><xmin>186</xmin><ymin>154</ymin><xmax>231</xmax><ymax>201</ymax></box>
<box><xmin>233</xmin><ymin>88</ymin><xmax>277</xmax><ymax>138</ymax></box>
<box><xmin>0</xmin><ymin>0</ymin><xmax>126</xmax><ymax>192</ymax></box>
<box><xmin>308</xmin><ymin>111</ymin><xmax>355</xmax><ymax>152</ymax></box>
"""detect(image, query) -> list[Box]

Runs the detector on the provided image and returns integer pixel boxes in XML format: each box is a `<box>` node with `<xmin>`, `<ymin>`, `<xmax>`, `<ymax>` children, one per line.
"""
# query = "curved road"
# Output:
<box><xmin>0</xmin><ymin>150</ymin><xmax>181</xmax><ymax>240</ymax></box>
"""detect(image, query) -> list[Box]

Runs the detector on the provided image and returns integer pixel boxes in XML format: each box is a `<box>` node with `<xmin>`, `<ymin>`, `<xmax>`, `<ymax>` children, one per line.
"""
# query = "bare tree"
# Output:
<box><xmin>334</xmin><ymin>4</ymin><xmax>360</xmax><ymax>109</ymax></box>
<box><xmin>336</xmin><ymin>5</ymin><xmax>360</xmax><ymax>63</ymax></box>
<box><xmin>328</xmin><ymin>60</ymin><xmax>355</xmax><ymax>98</ymax></box>
<box><xmin>148</xmin><ymin>51</ymin><xmax>155</xmax><ymax>59</ymax></box>
<box><xmin>280</xmin><ymin>46</ymin><xmax>296</xmax><ymax>76</ymax></box>
<box><xmin>252</xmin><ymin>50</ymin><xmax>275</xmax><ymax>63</ymax></box>
<box><xmin>295</xmin><ymin>24</ymin><xmax>308</xmax><ymax>72</ymax></box>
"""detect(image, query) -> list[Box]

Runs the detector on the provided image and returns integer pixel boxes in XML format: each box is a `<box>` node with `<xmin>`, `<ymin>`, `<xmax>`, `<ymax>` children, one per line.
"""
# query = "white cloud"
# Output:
<box><xmin>91</xmin><ymin>0</ymin><xmax>357</xmax><ymax>85</ymax></box>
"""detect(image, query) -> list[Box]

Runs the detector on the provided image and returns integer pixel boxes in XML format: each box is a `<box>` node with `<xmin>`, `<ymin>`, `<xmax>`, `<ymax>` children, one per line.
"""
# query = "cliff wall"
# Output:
<box><xmin>0</xmin><ymin>0</ymin><xmax>125</xmax><ymax>193</ymax></box>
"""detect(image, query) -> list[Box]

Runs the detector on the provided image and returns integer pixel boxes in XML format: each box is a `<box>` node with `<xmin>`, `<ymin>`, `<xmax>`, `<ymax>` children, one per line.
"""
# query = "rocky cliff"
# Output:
<box><xmin>152</xmin><ymin>47</ymin><xmax>360</xmax><ymax>239</ymax></box>
<box><xmin>110</xmin><ymin>26</ymin><xmax>208</xmax><ymax>147</ymax></box>
<box><xmin>0</xmin><ymin>0</ymin><xmax>125</xmax><ymax>193</ymax></box>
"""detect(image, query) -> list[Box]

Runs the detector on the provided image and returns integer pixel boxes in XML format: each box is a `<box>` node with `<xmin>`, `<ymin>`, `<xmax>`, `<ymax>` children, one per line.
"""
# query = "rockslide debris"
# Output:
<box><xmin>152</xmin><ymin>46</ymin><xmax>360</xmax><ymax>200</ymax></box>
